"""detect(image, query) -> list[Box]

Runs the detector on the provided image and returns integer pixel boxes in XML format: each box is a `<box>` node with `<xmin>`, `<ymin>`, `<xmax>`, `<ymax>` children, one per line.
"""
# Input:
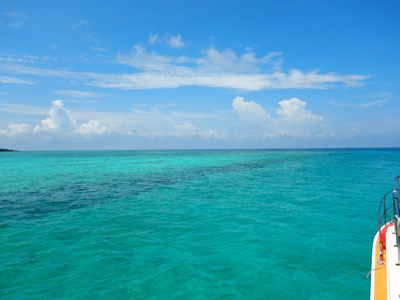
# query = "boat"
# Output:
<box><xmin>370</xmin><ymin>176</ymin><xmax>400</xmax><ymax>299</ymax></box>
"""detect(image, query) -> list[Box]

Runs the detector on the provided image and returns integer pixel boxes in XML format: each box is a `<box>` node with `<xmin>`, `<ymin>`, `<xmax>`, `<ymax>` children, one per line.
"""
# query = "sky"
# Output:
<box><xmin>0</xmin><ymin>0</ymin><xmax>399</xmax><ymax>150</ymax></box>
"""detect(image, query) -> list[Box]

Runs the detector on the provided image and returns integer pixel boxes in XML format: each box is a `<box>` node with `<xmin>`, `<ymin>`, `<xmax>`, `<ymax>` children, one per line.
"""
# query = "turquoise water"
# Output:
<box><xmin>1</xmin><ymin>149</ymin><xmax>400</xmax><ymax>299</ymax></box>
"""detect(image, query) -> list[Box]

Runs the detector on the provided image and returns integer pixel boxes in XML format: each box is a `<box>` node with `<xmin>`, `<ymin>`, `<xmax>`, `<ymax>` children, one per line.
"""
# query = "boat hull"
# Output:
<box><xmin>370</xmin><ymin>230</ymin><xmax>387</xmax><ymax>300</ymax></box>
<box><xmin>371</xmin><ymin>223</ymin><xmax>400</xmax><ymax>300</ymax></box>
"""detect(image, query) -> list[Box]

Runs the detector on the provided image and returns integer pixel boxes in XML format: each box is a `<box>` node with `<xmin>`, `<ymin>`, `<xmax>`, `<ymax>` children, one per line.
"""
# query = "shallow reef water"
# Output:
<box><xmin>1</xmin><ymin>149</ymin><xmax>399</xmax><ymax>299</ymax></box>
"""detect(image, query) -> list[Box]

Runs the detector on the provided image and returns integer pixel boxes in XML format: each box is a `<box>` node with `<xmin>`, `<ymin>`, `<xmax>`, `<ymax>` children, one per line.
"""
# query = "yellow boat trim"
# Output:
<box><xmin>372</xmin><ymin>231</ymin><xmax>387</xmax><ymax>300</ymax></box>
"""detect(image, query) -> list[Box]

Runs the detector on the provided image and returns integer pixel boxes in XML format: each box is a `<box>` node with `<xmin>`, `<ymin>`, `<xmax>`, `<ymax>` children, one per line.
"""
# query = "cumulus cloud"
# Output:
<box><xmin>34</xmin><ymin>100</ymin><xmax>76</xmax><ymax>133</ymax></box>
<box><xmin>0</xmin><ymin>123</ymin><xmax>31</xmax><ymax>136</ymax></box>
<box><xmin>75</xmin><ymin>120</ymin><xmax>110</xmax><ymax>136</ymax></box>
<box><xmin>232</xmin><ymin>96</ymin><xmax>270</xmax><ymax>123</ymax></box>
<box><xmin>0</xmin><ymin>100</ymin><xmax>223</xmax><ymax>141</ymax></box>
<box><xmin>29</xmin><ymin>100</ymin><xmax>110</xmax><ymax>137</ymax></box>
<box><xmin>0</xmin><ymin>96</ymin><xmax>325</xmax><ymax>142</ymax></box>
<box><xmin>231</xmin><ymin>96</ymin><xmax>323</xmax><ymax>138</ymax></box>
<box><xmin>277</xmin><ymin>98</ymin><xmax>322</xmax><ymax>121</ymax></box>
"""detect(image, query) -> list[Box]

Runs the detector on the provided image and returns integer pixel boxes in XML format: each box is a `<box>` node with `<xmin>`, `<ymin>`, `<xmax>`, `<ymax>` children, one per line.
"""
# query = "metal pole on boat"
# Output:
<box><xmin>378</xmin><ymin>195</ymin><xmax>386</xmax><ymax>262</ymax></box>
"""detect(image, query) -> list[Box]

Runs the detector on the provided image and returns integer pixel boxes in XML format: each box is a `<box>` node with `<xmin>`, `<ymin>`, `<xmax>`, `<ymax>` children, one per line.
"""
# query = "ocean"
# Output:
<box><xmin>1</xmin><ymin>149</ymin><xmax>399</xmax><ymax>299</ymax></box>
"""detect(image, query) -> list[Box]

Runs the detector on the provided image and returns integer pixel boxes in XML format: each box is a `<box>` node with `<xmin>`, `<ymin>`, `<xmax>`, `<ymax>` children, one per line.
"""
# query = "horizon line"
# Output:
<box><xmin>4</xmin><ymin>146</ymin><xmax>400</xmax><ymax>152</ymax></box>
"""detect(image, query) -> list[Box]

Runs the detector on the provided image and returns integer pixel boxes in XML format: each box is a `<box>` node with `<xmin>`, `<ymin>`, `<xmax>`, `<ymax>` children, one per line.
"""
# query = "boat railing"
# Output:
<box><xmin>378</xmin><ymin>191</ymin><xmax>393</xmax><ymax>262</ymax></box>
<box><xmin>377</xmin><ymin>176</ymin><xmax>400</xmax><ymax>264</ymax></box>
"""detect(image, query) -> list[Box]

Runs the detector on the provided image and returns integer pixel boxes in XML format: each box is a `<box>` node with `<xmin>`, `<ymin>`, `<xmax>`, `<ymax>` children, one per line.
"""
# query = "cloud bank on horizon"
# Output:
<box><xmin>0</xmin><ymin>0</ymin><xmax>399</xmax><ymax>149</ymax></box>
<box><xmin>0</xmin><ymin>96</ymin><xmax>323</xmax><ymax>139</ymax></box>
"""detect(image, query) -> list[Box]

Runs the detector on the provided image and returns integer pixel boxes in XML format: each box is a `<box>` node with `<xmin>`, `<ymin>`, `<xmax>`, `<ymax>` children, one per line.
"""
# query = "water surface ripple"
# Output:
<box><xmin>1</xmin><ymin>149</ymin><xmax>399</xmax><ymax>299</ymax></box>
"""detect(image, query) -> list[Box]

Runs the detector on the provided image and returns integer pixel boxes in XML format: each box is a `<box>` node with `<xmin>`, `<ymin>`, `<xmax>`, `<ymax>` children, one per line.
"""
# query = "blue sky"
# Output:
<box><xmin>0</xmin><ymin>0</ymin><xmax>399</xmax><ymax>150</ymax></box>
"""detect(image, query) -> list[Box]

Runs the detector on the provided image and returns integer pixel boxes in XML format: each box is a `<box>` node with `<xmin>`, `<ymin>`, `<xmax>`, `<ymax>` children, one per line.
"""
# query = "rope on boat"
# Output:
<box><xmin>366</xmin><ymin>262</ymin><xmax>385</xmax><ymax>278</ymax></box>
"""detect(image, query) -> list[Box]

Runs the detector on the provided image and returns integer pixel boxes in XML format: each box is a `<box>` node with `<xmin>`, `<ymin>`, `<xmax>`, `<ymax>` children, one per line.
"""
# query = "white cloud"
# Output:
<box><xmin>197</xmin><ymin>47</ymin><xmax>281</xmax><ymax>73</ymax></box>
<box><xmin>0</xmin><ymin>54</ymin><xmax>46</xmax><ymax>64</ymax></box>
<box><xmin>0</xmin><ymin>100</ymin><xmax>223</xmax><ymax>140</ymax></box>
<box><xmin>116</xmin><ymin>45</ymin><xmax>173</xmax><ymax>71</ymax></box>
<box><xmin>98</xmin><ymin>58</ymin><xmax>366</xmax><ymax>91</ymax></box>
<box><xmin>277</xmin><ymin>98</ymin><xmax>322</xmax><ymax>121</ymax></box>
<box><xmin>167</xmin><ymin>34</ymin><xmax>184</xmax><ymax>48</ymax></box>
<box><xmin>360</xmin><ymin>99</ymin><xmax>388</xmax><ymax>108</ymax></box>
<box><xmin>330</xmin><ymin>92</ymin><xmax>393</xmax><ymax>109</ymax></box>
<box><xmin>359</xmin><ymin>92</ymin><xmax>395</xmax><ymax>108</ymax></box>
<box><xmin>0</xmin><ymin>46</ymin><xmax>368</xmax><ymax>91</ymax></box>
<box><xmin>197</xmin><ymin>129</ymin><xmax>225</xmax><ymax>139</ymax></box>
<box><xmin>231</xmin><ymin>96</ymin><xmax>323</xmax><ymax>138</ymax></box>
<box><xmin>8</xmin><ymin>123</ymin><xmax>30</xmax><ymax>134</ymax></box>
<box><xmin>34</xmin><ymin>100</ymin><xmax>76</xmax><ymax>133</ymax></box>
<box><xmin>30</xmin><ymin>100</ymin><xmax>109</xmax><ymax>137</ymax></box>
<box><xmin>0</xmin><ymin>63</ymin><xmax>86</xmax><ymax>79</ymax></box>
<box><xmin>5</xmin><ymin>95</ymin><xmax>395</xmax><ymax>147</ymax></box>
<box><xmin>232</xmin><ymin>96</ymin><xmax>270</xmax><ymax>123</ymax></box>
<box><xmin>148</xmin><ymin>33</ymin><xmax>185</xmax><ymax>48</ymax></box>
<box><xmin>0</xmin><ymin>123</ymin><xmax>31</xmax><ymax>136</ymax></box>
<box><xmin>173</xmin><ymin>122</ymin><xmax>196</xmax><ymax>130</ymax></box>
<box><xmin>54</xmin><ymin>89</ymin><xmax>109</xmax><ymax>98</ymax></box>
<box><xmin>0</xmin><ymin>97</ymin><xmax>324</xmax><ymax>142</ymax></box>
<box><xmin>3</xmin><ymin>100</ymin><xmax>110</xmax><ymax>137</ymax></box>
<box><xmin>0</xmin><ymin>75</ymin><xmax>33</xmax><ymax>85</ymax></box>
<box><xmin>112</xmin><ymin>47</ymin><xmax>366</xmax><ymax>90</ymax></box>
<box><xmin>0</xmin><ymin>103</ymin><xmax>48</xmax><ymax>115</ymax></box>
<box><xmin>75</xmin><ymin>120</ymin><xmax>110</xmax><ymax>136</ymax></box>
